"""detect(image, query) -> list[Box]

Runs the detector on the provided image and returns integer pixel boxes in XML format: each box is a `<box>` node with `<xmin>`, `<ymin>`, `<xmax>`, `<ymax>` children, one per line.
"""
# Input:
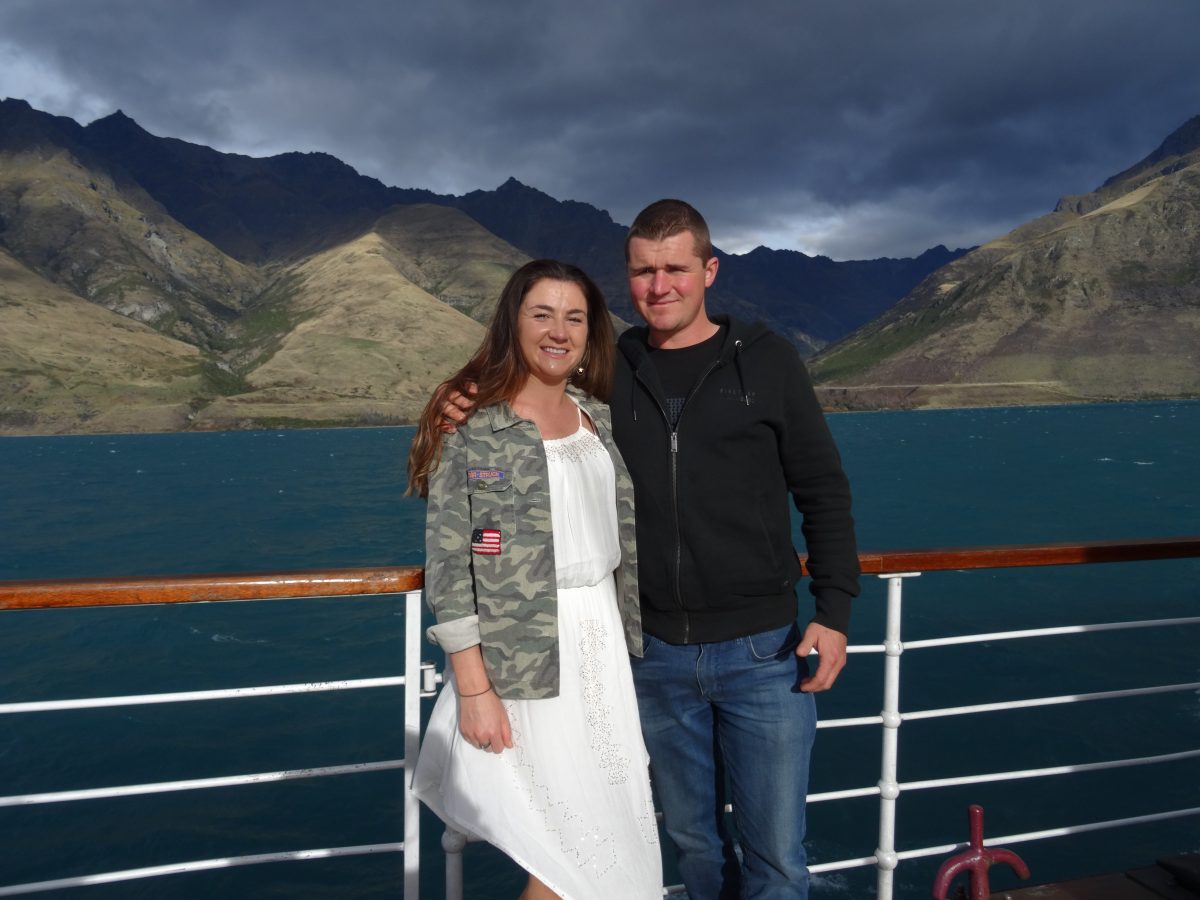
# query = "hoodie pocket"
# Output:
<box><xmin>711</xmin><ymin>492</ymin><xmax>786</xmax><ymax>592</ymax></box>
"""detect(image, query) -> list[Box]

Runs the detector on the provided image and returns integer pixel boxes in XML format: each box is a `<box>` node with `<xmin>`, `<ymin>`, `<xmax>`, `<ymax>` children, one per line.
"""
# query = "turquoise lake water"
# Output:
<box><xmin>1</xmin><ymin>401</ymin><xmax>1198</xmax><ymax>898</ymax></box>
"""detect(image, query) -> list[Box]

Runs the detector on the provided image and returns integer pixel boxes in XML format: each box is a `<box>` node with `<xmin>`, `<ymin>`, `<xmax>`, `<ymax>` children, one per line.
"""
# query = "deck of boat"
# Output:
<box><xmin>993</xmin><ymin>852</ymin><xmax>1200</xmax><ymax>899</ymax></box>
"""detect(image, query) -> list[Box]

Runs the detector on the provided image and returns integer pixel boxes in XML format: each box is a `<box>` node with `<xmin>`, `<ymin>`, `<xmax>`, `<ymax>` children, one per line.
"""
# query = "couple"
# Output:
<box><xmin>409</xmin><ymin>200</ymin><xmax>860</xmax><ymax>900</ymax></box>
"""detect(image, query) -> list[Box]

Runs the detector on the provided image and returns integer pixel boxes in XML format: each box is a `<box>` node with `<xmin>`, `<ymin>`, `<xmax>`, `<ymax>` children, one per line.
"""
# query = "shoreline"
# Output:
<box><xmin>2</xmin><ymin>395</ymin><xmax>1199</xmax><ymax>438</ymax></box>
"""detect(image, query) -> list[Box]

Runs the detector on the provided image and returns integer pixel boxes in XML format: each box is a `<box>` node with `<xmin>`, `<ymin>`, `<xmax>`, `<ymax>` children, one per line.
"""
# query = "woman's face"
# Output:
<box><xmin>517</xmin><ymin>279</ymin><xmax>589</xmax><ymax>386</ymax></box>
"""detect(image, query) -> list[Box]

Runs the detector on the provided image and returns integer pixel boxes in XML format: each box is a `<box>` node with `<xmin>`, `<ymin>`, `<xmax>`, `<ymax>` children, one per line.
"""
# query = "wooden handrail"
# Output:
<box><xmin>1</xmin><ymin>537</ymin><xmax>1197</xmax><ymax>612</ymax></box>
<box><xmin>0</xmin><ymin>567</ymin><xmax>425</xmax><ymax>611</ymax></box>
<box><xmin>849</xmin><ymin>536</ymin><xmax>1200</xmax><ymax>575</ymax></box>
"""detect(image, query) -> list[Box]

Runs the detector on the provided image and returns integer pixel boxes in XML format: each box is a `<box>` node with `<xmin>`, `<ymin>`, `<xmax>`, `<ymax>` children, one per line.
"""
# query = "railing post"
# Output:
<box><xmin>443</xmin><ymin>827</ymin><xmax>468</xmax><ymax>900</ymax></box>
<box><xmin>404</xmin><ymin>589</ymin><xmax>424</xmax><ymax>900</ymax></box>
<box><xmin>876</xmin><ymin>572</ymin><xmax>919</xmax><ymax>900</ymax></box>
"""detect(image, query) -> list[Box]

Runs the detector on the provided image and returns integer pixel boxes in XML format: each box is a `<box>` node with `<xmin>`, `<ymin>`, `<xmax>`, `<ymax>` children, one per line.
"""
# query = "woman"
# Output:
<box><xmin>408</xmin><ymin>260</ymin><xmax>661</xmax><ymax>900</ymax></box>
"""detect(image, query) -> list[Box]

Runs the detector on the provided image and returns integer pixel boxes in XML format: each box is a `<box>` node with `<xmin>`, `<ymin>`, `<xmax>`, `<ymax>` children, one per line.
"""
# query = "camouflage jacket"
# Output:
<box><xmin>424</xmin><ymin>389</ymin><xmax>642</xmax><ymax>700</ymax></box>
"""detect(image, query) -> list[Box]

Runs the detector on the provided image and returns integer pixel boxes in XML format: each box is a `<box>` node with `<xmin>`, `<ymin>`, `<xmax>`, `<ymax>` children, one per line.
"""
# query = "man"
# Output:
<box><xmin>613</xmin><ymin>199</ymin><xmax>859</xmax><ymax>899</ymax></box>
<box><xmin>442</xmin><ymin>199</ymin><xmax>859</xmax><ymax>899</ymax></box>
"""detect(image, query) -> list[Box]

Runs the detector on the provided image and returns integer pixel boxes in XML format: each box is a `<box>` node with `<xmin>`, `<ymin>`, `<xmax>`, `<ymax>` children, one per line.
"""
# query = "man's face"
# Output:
<box><xmin>626</xmin><ymin>232</ymin><xmax>719</xmax><ymax>349</ymax></box>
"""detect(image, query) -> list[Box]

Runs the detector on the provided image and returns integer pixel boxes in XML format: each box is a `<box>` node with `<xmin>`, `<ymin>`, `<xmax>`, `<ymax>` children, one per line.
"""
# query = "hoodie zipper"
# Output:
<box><xmin>635</xmin><ymin>355</ymin><xmax>724</xmax><ymax>644</ymax></box>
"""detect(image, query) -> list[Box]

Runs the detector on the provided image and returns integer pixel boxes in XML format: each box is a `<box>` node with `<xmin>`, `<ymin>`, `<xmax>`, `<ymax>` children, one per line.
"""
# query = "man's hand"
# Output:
<box><xmin>796</xmin><ymin>621</ymin><xmax>847</xmax><ymax>692</ymax></box>
<box><xmin>437</xmin><ymin>382</ymin><xmax>477</xmax><ymax>433</ymax></box>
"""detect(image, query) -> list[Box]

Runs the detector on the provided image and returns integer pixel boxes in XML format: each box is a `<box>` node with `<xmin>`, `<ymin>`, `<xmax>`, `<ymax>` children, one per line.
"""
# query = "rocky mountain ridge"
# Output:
<box><xmin>810</xmin><ymin>115</ymin><xmax>1200</xmax><ymax>409</ymax></box>
<box><xmin>5</xmin><ymin>98</ymin><xmax>1194</xmax><ymax>432</ymax></box>
<box><xmin>0</xmin><ymin>97</ymin><xmax>962</xmax><ymax>433</ymax></box>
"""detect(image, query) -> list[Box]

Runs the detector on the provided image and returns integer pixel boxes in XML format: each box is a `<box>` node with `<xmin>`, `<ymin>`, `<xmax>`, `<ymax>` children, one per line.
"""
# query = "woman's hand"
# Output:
<box><xmin>457</xmin><ymin>688</ymin><xmax>513</xmax><ymax>754</ymax></box>
<box><xmin>447</xmin><ymin>646</ymin><xmax>510</xmax><ymax>753</ymax></box>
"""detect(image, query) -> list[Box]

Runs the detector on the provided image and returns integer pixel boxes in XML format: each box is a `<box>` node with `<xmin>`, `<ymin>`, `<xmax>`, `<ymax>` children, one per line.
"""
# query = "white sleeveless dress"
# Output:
<box><xmin>412</xmin><ymin>414</ymin><xmax>662</xmax><ymax>899</ymax></box>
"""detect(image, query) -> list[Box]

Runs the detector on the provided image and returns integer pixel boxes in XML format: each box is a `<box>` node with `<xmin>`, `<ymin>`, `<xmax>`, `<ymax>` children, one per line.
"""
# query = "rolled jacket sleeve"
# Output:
<box><xmin>426</xmin><ymin>613</ymin><xmax>482</xmax><ymax>653</ymax></box>
<box><xmin>423</xmin><ymin>430</ymin><xmax>483</xmax><ymax>652</ymax></box>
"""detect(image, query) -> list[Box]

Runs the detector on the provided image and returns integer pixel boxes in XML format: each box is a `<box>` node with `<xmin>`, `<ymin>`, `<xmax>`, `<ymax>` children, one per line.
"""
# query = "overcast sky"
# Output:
<box><xmin>2</xmin><ymin>0</ymin><xmax>1198</xmax><ymax>260</ymax></box>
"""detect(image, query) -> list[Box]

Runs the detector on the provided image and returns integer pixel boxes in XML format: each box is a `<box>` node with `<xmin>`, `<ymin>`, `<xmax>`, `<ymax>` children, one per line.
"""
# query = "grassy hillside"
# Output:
<box><xmin>811</xmin><ymin>119</ymin><xmax>1200</xmax><ymax>409</ymax></box>
<box><xmin>0</xmin><ymin>138</ymin><xmax>520</xmax><ymax>433</ymax></box>
<box><xmin>0</xmin><ymin>148</ymin><xmax>263</xmax><ymax>350</ymax></box>
<box><xmin>0</xmin><ymin>248</ymin><xmax>208</xmax><ymax>433</ymax></box>
<box><xmin>192</xmin><ymin>231</ymin><xmax>488</xmax><ymax>429</ymax></box>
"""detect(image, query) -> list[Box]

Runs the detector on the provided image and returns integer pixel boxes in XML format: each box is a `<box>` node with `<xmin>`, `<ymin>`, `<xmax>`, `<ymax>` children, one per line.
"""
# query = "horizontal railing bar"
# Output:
<box><xmin>808</xmin><ymin>785</ymin><xmax>881</xmax><ymax>802</ymax></box>
<box><xmin>0</xmin><ymin>568</ymin><xmax>425</xmax><ymax>611</ymax></box>
<box><xmin>819</xmin><ymin>680</ymin><xmax>1200</xmax><ymax>728</ymax></box>
<box><xmin>891</xmin><ymin>805</ymin><xmax>1200</xmax><ymax>866</ymax></box>
<box><xmin>851</xmin><ymin>536</ymin><xmax>1200</xmax><ymax>575</ymax></box>
<box><xmin>0</xmin><ymin>843</ymin><xmax>405</xmax><ymax>897</ymax></box>
<box><xmin>817</xmin><ymin>714</ymin><xmax>883</xmax><ymax>729</ymax></box>
<box><xmin>899</xmin><ymin>748</ymin><xmax>1200</xmax><ymax>792</ymax></box>
<box><xmin>903</xmin><ymin>616</ymin><xmax>1200</xmax><ymax>649</ymax></box>
<box><xmin>844</xmin><ymin>614</ymin><xmax>1200</xmax><ymax>656</ymax></box>
<box><xmin>806</xmin><ymin>747</ymin><xmax>1200</xmax><ymax>803</ymax></box>
<box><xmin>903</xmin><ymin>680</ymin><xmax>1200</xmax><ymax>721</ymax></box>
<box><xmin>805</xmin><ymin>806</ymin><xmax>1200</xmax><ymax>875</ymax></box>
<box><xmin>1</xmin><ymin>537</ymin><xmax>1195</xmax><ymax>613</ymax></box>
<box><xmin>809</xmin><ymin>853</ymin><xmax>882</xmax><ymax>875</ymax></box>
<box><xmin>958</xmin><ymin>805</ymin><xmax>1200</xmax><ymax>850</ymax></box>
<box><xmin>0</xmin><ymin>677</ymin><xmax>405</xmax><ymax>715</ymax></box>
<box><xmin>0</xmin><ymin>759</ymin><xmax>406</xmax><ymax>807</ymax></box>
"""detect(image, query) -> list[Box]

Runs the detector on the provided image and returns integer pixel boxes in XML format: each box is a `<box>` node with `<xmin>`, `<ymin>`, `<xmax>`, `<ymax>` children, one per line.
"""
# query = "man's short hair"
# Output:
<box><xmin>625</xmin><ymin>199</ymin><xmax>714</xmax><ymax>263</ymax></box>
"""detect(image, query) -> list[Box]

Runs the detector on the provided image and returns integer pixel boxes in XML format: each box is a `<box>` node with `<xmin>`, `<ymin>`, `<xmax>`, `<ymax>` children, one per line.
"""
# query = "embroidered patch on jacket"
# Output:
<box><xmin>467</xmin><ymin>468</ymin><xmax>506</xmax><ymax>482</ymax></box>
<box><xmin>471</xmin><ymin>528</ymin><xmax>502</xmax><ymax>555</ymax></box>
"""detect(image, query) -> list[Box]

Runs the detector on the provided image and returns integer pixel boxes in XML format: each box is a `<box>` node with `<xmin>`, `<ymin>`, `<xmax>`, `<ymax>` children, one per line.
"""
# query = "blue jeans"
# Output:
<box><xmin>630</xmin><ymin>621</ymin><xmax>816</xmax><ymax>900</ymax></box>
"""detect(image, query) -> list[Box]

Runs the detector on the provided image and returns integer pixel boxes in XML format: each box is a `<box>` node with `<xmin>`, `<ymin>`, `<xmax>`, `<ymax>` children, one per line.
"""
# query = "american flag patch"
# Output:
<box><xmin>471</xmin><ymin>528</ymin><xmax>501</xmax><ymax>555</ymax></box>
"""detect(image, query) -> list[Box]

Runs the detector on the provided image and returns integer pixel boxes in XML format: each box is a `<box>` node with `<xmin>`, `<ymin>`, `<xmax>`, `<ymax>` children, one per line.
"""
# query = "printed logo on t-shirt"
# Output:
<box><xmin>665</xmin><ymin>397</ymin><xmax>686</xmax><ymax>426</ymax></box>
<box><xmin>719</xmin><ymin>387</ymin><xmax>756</xmax><ymax>405</ymax></box>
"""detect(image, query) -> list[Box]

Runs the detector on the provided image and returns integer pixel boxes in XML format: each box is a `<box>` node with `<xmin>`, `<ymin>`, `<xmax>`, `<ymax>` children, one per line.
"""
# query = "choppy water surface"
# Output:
<box><xmin>1</xmin><ymin>402</ymin><xmax>1198</xmax><ymax>898</ymax></box>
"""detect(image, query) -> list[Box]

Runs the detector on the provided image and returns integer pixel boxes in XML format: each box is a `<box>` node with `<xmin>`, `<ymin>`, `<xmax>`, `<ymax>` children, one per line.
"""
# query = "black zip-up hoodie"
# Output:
<box><xmin>613</xmin><ymin>315</ymin><xmax>860</xmax><ymax>644</ymax></box>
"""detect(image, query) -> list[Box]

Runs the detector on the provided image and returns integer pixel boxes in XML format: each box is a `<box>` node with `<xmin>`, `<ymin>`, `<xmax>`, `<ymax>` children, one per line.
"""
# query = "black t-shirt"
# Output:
<box><xmin>647</xmin><ymin>325</ymin><xmax>726</xmax><ymax>427</ymax></box>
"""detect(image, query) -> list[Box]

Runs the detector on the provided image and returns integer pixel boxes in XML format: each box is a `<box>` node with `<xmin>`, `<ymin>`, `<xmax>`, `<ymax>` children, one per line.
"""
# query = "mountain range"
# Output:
<box><xmin>811</xmin><ymin>115</ymin><xmax>1200</xmax><ymax>409</ymax></box>
<box><xmin>1</xmin><ymin>97</ymin><xmax>1196</xmax><ymax>432</ymax></box>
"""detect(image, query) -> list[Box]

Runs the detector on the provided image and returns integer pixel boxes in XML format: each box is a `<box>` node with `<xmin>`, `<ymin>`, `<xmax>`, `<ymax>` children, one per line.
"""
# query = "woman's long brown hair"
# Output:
<box><xmin>406</xmin><ymin>259</ymin><xmax>615</xmax><ymax>497</ymax></box>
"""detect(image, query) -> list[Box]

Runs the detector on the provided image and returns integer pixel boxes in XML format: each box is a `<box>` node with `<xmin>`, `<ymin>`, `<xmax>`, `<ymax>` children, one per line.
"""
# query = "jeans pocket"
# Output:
<box><xmin>747</xmin><ymin>622</ymin><xmax>800</xmax><ymax>661</ymax></box>
<box><xmin>635</xmin><ymin>632</ymin><xmax>657</xmax><ymax>660</ymax></box>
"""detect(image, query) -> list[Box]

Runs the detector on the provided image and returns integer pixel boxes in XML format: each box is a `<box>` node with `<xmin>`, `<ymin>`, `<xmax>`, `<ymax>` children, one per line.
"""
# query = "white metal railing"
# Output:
<box><xmin>0</xmin><ymin>761</ymin><xmax>407</xmax><ymax>808</ymax></box>
<box><xmin>433</xmin><ymin>565</ymin><xmax>1200</xmax><ymax>898</ymax></box>
<box><xmin>807</xmin><ymin>572</ymin><xmax>1200</xmax><ymax>897</ymax></box>
<box><xmin>0</xmin><ymin>587</ymin><xmax>431</xmax><ymax>899</ymax></box>
<box><xmin>3</xmin><ymin>546</ymin><xmax>1198</xmax><ymax>899</ymax></box>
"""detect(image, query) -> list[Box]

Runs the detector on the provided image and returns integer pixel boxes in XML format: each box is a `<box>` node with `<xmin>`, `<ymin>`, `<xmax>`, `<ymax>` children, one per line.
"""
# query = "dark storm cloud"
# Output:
<box><xmin>2</xmin><ymin>0</ymin><xmax>1198</xmax><ymax>259</ymax></box>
